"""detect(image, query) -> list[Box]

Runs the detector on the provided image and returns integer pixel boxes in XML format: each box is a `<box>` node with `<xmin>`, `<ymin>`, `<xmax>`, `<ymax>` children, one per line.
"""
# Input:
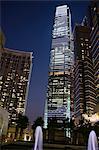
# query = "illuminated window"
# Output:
<box><xmin>82</xmin><ymin>50</ymin><xmax>84</xmax><ymax>53</ymax></box>
<box><xmin>3</xmin><ymin>92</ymin><xmax>7</xmax><ymax>96</ymax></box>
<box><xmin>85</xmin><ymin>39</ymin><xmax>88</xmax><ymax>42</ymax></box>
<box><xmin>17</xmin><ymin>93</ymin><xmax>20</xmax><ymax>96</ymax></box>
<box><xmin>94</xmin><ymin>7</ymin><xmax>96</xmax><ymax>11</ymax></box>
<box><xmin>19</xmin><ymin>97</ymin><xmax>22</xmax><ymax>101</ymax></box>
<box><xmin>92</xmin><ymin>27</ymin><xmax>94</xmax><ymax>30</ymax></box>
<box><xmin>12</xmin><ymin>93</ymin><xmax>16</xmax><ymax>98</ymax></box>
<box><xmin>10</xmin><ymin>103</ymin><xmax>13</xmax><ymax>106</ymax></box>
<box><xmin>5</xmin><ymin>84</ymin><xmax>8</xmax><ymax>87</ymax></box>
<box><xmin>79</xmin><ymin>74</ymin><xmax>82</xmax><ymax>77</ymax></box>
<box><xmin>87</xmin><ymin>51</ymin><xmax>89</xmax><ymax>56</ymax></box>
<box><xmin>13</xmin><ymin>89</ymin><xmax>15</xmax><ymax>92</ymax></box>
<box><xmin>0</xmin><ymin>76</ymin><xmax>3</xmax><ymax>80</ymax></box>
<box><xmin>82</xmin><ymin>55</ymin><xmax>84</xmax><ymax>60</ymax></box>
<box><xmin>1</xmin><ymin>98</ymin><xmax>4</xmax><ymax>102</ymax></box>
<box><xmin>7</xmin><ymin>78</ymin><xmax>10</xmax><ymax>81</ymax></box>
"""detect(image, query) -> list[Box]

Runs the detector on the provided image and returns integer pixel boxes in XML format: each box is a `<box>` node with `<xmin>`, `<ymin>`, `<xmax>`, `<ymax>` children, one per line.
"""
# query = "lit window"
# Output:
<box><xmin>12</xmin><ymin>93</ymin><xmax>16</xmax><ymax>98</ymax></box>
<box><xmin>85</xmin><ymin>39</ymin><xmax>88</xmax><ymax>42</ymax></box>
<box><xmin>7</xmin><ymin>78</ymin><xmax>10</xmax><ymax>81</ymax></box>
<box><xmin>5</xmin><ymin>85</ymin><xmax>8</xmax><ymax>87</ymax></box>
<box><xmin>13</xmin><ymin>89</ymin><xmax>15</xmax><ymax>92</ymax></box>
<box><xmin>0</xmin><ymin>81</ymin><xmax>3</xmax><ymax>84</ymax></box>
<box><xmin>3</xmin><ymin>92</ymin><xmax>7</xmax><ymax>96</ymax></box>
<box><xmin>87</xmin><ymin>51</ymin><xmax>89</xmax><ymax>56</ymax></box>
<box><xmin>1</xmin><ymin>98</ymin><xmax>4</xmax><ymax>102</ymax></box>
<box><xmin>82</xmin><ymin>55</ymin><xmax>84</xmax><ymax>60</ymax></box>
<box><xmin>0</xmin><ymin>76</ymin><xmax>3</xmax><ymax>80</ymax></box>
<box><xmin>82</xmin><ymin>50</ymin><xmax>84</xmax><ymax>53</ymax></box>
<box><xmin>81</xmin><ymin>43</ymin><xmax>84</xmax><ymax>46</ymax></box>
<box><xmin>10</xmin><ymin>103</ymin><xmax>13</xmax><ymax>106</ymax></box>
<box><xmin>80</xmin><ymin>74</ymin><xmax>82</xmax><ymax>77</ymax></box>
<box><xmin>21</xmin><ymin>76</ymin><xmax>23</xmax><ymax>79</ymax></box>
<box><xmin>92</xmin><ymin>27</ymin><xmax>94</xmax><ymax>30</ymax></box>
<box><xmin>94</xmin><ymin>7</ymin><xmax>96</xmax><ymax>11</ymax></box>
<box><xmin>19</xmin><ymin>97</ymin><xmax>22</xmax><ymax>101</ymax></box>
<box><xmin>17</xmin><ymin>93</ymin><xmax>20</xmax><ymax>96</ymax></box>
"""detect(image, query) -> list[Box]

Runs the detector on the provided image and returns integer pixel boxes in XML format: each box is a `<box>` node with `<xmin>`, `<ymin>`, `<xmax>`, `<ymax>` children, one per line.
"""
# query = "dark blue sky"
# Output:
<box><xmin>1</xmin><ymin>0</ymin><xmax>90</xmax><ymax>124</ymax></box>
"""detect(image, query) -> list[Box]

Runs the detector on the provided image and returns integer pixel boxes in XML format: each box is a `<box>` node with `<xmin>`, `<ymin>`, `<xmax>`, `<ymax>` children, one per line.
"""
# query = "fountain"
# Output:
<box><xmin>33</xmin><ymin>126</ymin><xmax>43</xmax><ymax>150</ymax></box>
<box><xmin>87</xmin><ymin>130</ymin><xmax>98</xmax><ymax>150</ymax></box>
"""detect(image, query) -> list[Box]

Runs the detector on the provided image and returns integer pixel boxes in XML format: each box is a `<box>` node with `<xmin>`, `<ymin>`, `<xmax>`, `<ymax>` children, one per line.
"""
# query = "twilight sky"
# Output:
<box><xmin>1</xmin><ymin>0</ymin><xmax>90</xmax><ymax>124</ymax></box>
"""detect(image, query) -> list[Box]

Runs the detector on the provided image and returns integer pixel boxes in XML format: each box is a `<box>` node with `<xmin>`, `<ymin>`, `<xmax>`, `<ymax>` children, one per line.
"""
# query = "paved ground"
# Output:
<box><xmin>1</xmin><ymin>142</ymin><xmax>86</xmax><ymax>150</ymax></box>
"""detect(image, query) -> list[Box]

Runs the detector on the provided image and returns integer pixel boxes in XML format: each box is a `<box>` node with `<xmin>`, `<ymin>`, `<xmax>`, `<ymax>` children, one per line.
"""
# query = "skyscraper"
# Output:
<box><xmin>73</xmin><ymin>20</ymin><xmax>96</xmax><ymax>123</ymax></box>
<box><xmin>88</xmin><ymin>0</ymin><xmax>99</xmax><ymax>103</ymax></box>
<box><xmin>0</xmin><ymin>31</ymin><xmax>33</xmax><ymax>125</ymax></box>
<box><xmin>44</xmin><ymin>5</ymin><xmax>73</xmax><ymax>128</ymax></box>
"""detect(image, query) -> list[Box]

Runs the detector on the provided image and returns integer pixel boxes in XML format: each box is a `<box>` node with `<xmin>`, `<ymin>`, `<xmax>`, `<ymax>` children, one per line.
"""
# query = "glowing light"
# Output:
<box><xmin>24</xmin><ymin>134</ymin><xmax>31</xmax><ymax>141</ymax></box>
<box><xmin>82</xmin><ymin>113</ymin><xmax>99</xmax><ymax>123</ymax></box>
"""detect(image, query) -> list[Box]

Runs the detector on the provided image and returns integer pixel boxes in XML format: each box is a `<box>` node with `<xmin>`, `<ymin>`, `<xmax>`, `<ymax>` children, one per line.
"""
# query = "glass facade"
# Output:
<box><xmin>0</xmin><ymin>48</ymin><xmax>32</xmax><ymax>125</ymax></box>
<box><xmin>44</xmin><ymin>5</ymin><xmax>73</xmax><ymax>128</ymax></box>
<box><xmin>89</xmin><ymin>1</ymin><xmax>99</xmax><ymax>102</ymax></box>
<box><xmin>74</xmin><ymin>24</ymin><xmax>96</xmax><ymax>124</ymax></box>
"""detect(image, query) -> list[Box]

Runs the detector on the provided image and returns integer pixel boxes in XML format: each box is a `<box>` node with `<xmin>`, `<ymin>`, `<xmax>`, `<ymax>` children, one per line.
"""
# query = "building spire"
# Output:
<box><xmin>0</xmin><ymin>28</ymin><xmax>5</xmax><ymax>49</ymax></box>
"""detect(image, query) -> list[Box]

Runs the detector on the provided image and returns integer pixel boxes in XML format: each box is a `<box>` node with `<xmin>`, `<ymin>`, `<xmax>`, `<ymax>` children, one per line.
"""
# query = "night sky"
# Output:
<box><xmin>1</xmin><ymin>0</ymin><xmax>90</xmax><ymax>124</ymax></box>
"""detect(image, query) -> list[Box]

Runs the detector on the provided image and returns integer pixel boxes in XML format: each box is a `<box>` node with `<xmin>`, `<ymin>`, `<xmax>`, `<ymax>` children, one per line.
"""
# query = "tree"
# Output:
<box><xmin>32</xmin><ymin>117</ymin><xmax>44</xmax><ymax>130</ymax></box>
<box><xmin>15</xmin><ymin>113</ymin><xmax>29</xmax><ymax>140</ymax></box>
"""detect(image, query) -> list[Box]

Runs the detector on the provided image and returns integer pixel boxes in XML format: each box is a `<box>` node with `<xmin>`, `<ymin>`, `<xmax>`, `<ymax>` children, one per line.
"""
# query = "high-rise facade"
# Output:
<box><xmin>88</xmin><ymin>0</ymin><xmax>99</xmax><ymax>103</ymax></box>
<box><xmin>0</xmin><ymin>32</ymin><xmax>33</xmax><ymax>125</ymax></box>
<box><xmin>73</xmin><ymin>21</ymin><xmax>96</xmax><ymax>123</ymax></box>
<box><xmin>44</xmin><ymin>5</ymin><xmax>73</xmax><ymax>128</ymax></box>
<box><xmin>70</xmin><ymin>68</ymin><xmax>74</xmax><ymax>118</ymax></box>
